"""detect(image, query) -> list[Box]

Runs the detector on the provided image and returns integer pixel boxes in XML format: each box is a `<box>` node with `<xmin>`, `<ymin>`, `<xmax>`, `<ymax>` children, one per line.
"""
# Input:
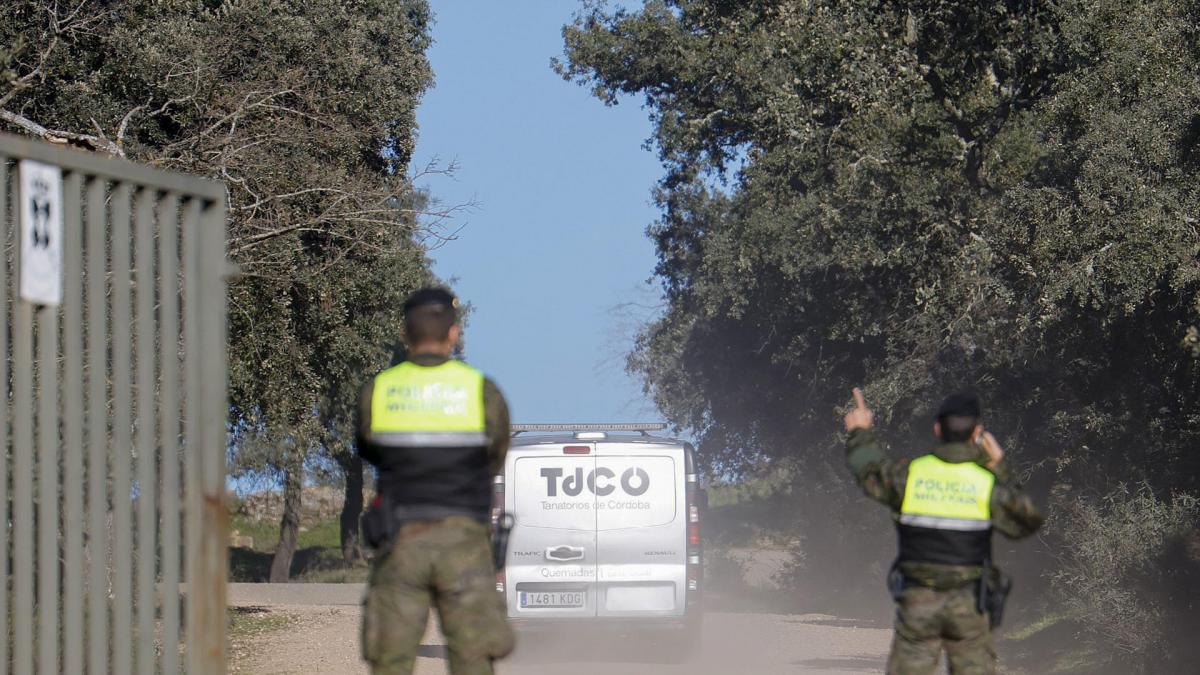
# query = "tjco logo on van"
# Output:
<box><xmin>540</xmin><ymin>467</ymin><xmax>650</xmax><ymax>497</ymax></box>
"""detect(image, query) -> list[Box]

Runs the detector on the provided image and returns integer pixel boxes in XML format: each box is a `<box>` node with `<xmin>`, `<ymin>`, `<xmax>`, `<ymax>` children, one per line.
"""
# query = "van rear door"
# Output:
<box><xmin>594</xmin><ymin>443</ymin><xmax>686</xmax><ymax>618</ymax></box>
<box><xmin>505</xmin><ymin>443</ymin><xmax>597</xmax><ymax>618</ymax></box>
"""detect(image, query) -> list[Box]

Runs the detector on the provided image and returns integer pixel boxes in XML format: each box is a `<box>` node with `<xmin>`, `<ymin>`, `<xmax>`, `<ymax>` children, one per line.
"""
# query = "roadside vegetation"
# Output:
<box><xmin>228</xmin><ymin>490</ymin><xmax>371</xmax><ymax>584</ymax></box>
<box><xmin>1</xmin><ymin>0</ymin><xmax>444</xmax><ymax>583</ymax></box>
<box><xmin>560</xmin><ymin>2</ymin><xmax>1200</xmax><ymax>671</ymax></box>
<box><xmin>228</xmin><ymin>607</ymin><xmax>297</xmax><ymax>641</ymax></box>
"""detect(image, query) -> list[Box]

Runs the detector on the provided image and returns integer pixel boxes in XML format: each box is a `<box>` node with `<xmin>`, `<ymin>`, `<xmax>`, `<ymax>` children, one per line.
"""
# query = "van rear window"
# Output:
<box><xmin>595</xmin><ymin>456</ymin><xmax>676</xmax><ymax>530</ymax></box>
<box><xmin>513</xmin><ymin>456</ymin><xmax>595</xmax><ymax>530</ymax></box>
<box><xmin>512</xmin><ymin>454</ymin><xmax>678</xmax><ymax>530</ymax></box>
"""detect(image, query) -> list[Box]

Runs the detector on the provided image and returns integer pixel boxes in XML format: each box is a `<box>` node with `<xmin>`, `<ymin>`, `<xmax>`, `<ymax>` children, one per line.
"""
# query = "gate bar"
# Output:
<box><xmin>182</xmin><ymin>196</ymin><xmax>201</xmax><ymax>669</ymax></box>
<box><xmin>0</xmin><ymin>160</ymin><xmax>9</xmax><ymax>675</ymax></box>
<box><xmin>192</xmin><ymin>196</ymin><xmax>229</xmax><ymax>672</ymax></box>
<box><xmin>85</xmin><ymin>175</ymin><xmax>110</xmax><ymax>675</ymax></box>
<box><xmin>62</xmin><ymin>171</ymin><xmax>85</xmax><ymax>675</ymax></box>
<box><xmin>158</xmin><ymin>192</ymin><xmax>183</xmax><ymax>675</ymax></box>
<box><xmin>12</xmin><ymin>174</ymin><xmax>34</xmax><ymax>675</ymax></box>
<box><xmin>37</xmin><ymin>299</ymin><xmax>60</xmax><ymax>675</ymax></box>
<box><xmin>134</xmin><ymin>185</ymin><xmax>158</xmax><ymax>675</ymax></box>
<box><xmin>110</xmin><ymin>182</ymin><xmax>134</xmax><ymax>675</ymax></box>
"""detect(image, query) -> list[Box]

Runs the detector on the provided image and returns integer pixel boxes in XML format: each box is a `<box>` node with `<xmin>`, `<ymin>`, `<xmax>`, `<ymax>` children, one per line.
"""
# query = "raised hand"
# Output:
<box><xmin>843</xmin><ymin>387</ymin><xmax>875</xmax><ymax>432</ymax></box>
<box><xmin>977</xmin><ymin>429</ymin><xmax>1004</xmax><ymax>470</ymax></box>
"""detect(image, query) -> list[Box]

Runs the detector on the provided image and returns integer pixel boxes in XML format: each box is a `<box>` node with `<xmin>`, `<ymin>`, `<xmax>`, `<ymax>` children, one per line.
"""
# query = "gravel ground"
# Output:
<box><xmin>228</xmin><ymin>583</ymin><xmax>893</xmax><ymax>675</ymax></box>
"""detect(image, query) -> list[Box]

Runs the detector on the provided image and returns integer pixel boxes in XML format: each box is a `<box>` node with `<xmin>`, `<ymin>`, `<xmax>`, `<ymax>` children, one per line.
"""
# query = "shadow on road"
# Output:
<box><xmin>783</xmin><ymin>615</ymin><xmax>881</xmax><ymax>629</ymax></box>
<box><xmin>792</xmin><ymin>655</ymin><xmax>883</xmax><ymax>672</ymax></box>
<box><xmin>229</xmin><ymin>605</ymin><xmax>271</xmax><ymax>616</ymax></box>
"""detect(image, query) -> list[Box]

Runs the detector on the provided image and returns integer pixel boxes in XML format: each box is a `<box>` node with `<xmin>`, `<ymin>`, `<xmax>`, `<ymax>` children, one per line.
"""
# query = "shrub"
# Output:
<box><xmin>1048</xmin><ymin>483</ymin><xmax>1199</xmax><ymax>672</ymax></box>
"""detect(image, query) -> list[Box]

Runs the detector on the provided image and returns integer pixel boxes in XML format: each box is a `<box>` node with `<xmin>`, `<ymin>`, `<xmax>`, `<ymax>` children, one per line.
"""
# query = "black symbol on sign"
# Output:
<box><xmin>29</xmin><ymin>178</ymin><xmax>51</xmax><ymax>249</ymax></box>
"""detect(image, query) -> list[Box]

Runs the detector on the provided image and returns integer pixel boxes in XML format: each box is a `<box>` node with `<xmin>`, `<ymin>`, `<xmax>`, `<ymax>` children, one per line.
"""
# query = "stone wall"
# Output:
<box><xmin>235</xmin><ymin>486</ymin><xmax>346</xmax><ymax>526</ymax></box>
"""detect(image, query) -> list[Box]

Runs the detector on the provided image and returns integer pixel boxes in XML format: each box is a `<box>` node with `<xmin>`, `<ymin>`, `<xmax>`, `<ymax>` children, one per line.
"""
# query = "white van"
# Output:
<box><xmin>495</xmin><ymin>423</ymin><xmax>704</xmax><ymax>657</ymax></box>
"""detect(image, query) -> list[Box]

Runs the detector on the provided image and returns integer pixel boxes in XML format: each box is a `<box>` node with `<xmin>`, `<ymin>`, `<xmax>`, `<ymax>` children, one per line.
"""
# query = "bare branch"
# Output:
<box><xmin>116</xmin><ymin>105</ymin><xmax>146</xmax><ymax>145</ymax></box>
<box><xmin>0</xmin><ymin>33</ymin><xmax>58</xmax><ymax>109</ymax></box>
<box><xmin>231</xmin><ymin>187</ymin><xmax>357</xmax><ymax>213</ymax></box>
<box><xmin>0</xmin><ymin>109</ymin><xmax>123</xmax><ymax>156</ymax></box>
<box><xmin>115</xmin><ymin>96</ymin><xmax>191</xmax><ymax>147</ymax></box>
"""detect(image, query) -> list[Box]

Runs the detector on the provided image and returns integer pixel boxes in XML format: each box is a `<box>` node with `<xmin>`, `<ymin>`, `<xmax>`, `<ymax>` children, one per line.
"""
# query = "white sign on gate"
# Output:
<box><xmin>18</xmin><ymin>159</ymin><xmax>64</xmax><ymax>306</ymax></box>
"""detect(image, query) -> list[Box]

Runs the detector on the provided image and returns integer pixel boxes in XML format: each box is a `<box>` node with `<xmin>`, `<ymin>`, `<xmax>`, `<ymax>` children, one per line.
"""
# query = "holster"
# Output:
<box><xmin>985</xmin><ymin>565</ymin><xmax>1014</xmax><ymax>628</ymax></box>
<box><xmin>974</xmin><ymin>559</ymin><xmax>1013</xmax><ymax>627</ymax></box>
<box><xmin>361</xmin><ymin>494</ymin><xmax>396</xmax><ymax>551</ymax></box>
<box><xmin>491</xmin><ymin>513</ymin><xmax>514</xmax><ymax>571</ymax></box>
<box><xmin>976</xmin><ymin>559</ymin><xmax>989</xmax><ymax>616</ymax></box>
<box><xmin>886</xmin><ymin>560</ymin><xmax>906</xmax><ymax>602</ymax></box>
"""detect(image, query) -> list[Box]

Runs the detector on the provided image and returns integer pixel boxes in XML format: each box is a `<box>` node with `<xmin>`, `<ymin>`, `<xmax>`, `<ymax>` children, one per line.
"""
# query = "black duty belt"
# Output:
<box><xmin>390</xmin><ymin>504</ymin><xmax>487</xmax><ymax>523</ymax></box>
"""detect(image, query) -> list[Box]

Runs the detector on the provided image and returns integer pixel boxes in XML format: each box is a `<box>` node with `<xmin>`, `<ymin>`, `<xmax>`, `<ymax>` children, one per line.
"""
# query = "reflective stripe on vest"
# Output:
<box><xmin>369</xmin><ymin>361</ymin><xmax>486</xmax><ymax>447</ymax></box>
<box><xmin>899</xmin><ymin>454</ymin><xmax>995</xmax><ymax>530</ymax></box>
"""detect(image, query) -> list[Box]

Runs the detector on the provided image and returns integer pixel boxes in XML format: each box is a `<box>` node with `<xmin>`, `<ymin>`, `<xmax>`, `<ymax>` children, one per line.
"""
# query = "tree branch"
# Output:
<box><xmin>0</xmin><ymin>108</ymin><xmax>123</xmax><ymax>156</ymax></box>
<box><xmin>116</xmin><ymin>104</ymin><xmax>146</xmax><ymax>146</ymax></box>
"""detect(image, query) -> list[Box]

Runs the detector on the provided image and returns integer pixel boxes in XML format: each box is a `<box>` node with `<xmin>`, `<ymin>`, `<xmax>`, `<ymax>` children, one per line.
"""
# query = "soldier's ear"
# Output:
<box><xmin>448</xmin><ymin>323</ymin><xmax>462</xmax><ymax>347</ymax></box>
<box><xmin>932</xmin><ymin>421</ymin><xmax>942</xmax><ymax>440</ymax></box>
<box><xmin>970</xmin><ymin>424</ymin><xmax>983</xmax><ymax>444</ymax></box>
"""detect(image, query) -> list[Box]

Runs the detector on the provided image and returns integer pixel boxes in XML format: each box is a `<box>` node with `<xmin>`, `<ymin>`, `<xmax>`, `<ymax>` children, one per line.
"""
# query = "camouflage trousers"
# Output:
<box><xmin>361</xmin><ymin>516</ymin><xmax>515</xmax><ymax>675</ymax></box>
<box><xmin>887</xmin><ymin>584</ymin><xmax>996</xmax><ymax>675</ymax></box>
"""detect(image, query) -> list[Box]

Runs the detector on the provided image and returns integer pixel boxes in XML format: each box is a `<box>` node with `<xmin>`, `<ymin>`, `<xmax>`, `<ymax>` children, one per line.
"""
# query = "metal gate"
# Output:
<box><xmin>0</xmin><ymin>133</ymin><xmax>229</xmax><ymax>674</ymax></box>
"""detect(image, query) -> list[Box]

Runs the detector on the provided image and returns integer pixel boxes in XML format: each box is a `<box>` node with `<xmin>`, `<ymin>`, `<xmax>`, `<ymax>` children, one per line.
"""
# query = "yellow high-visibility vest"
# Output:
<box><xmin>899</xmin><ymin>454</ymin><xmax>994</xmax><ymax>531</ymax></box>
<box><xmin>369</xmin><ymin>360</ymin><xmax>486</xmax><ymax>447</ymax></box>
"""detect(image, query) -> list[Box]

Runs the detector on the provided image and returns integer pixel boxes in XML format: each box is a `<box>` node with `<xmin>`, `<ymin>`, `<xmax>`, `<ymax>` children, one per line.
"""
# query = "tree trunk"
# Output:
<box><xmin>338</xmin><ymin>452</ymin><xmax>366</xmax><ymax>565</ymax></box>
<box><xmin>268</xmin><ymin>457</ymin><xmax>303</xmax><ymax>583</ymax></box>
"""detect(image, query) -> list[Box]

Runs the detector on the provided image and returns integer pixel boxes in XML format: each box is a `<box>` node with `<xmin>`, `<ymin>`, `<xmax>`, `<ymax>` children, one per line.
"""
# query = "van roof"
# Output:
<box><xmin>509</xmin><ymin>433</ymin><xmax>686</xmax><ymax>448</ymax></box>
<box><xmin>509</xmin><ymin>423</ymin><xmax>686</xmax><ymax>448</ymax></box>
<box><xmin>511</xmin><ymin>423</ymin><xmax>667</xmax><ymax>434</ymax></box>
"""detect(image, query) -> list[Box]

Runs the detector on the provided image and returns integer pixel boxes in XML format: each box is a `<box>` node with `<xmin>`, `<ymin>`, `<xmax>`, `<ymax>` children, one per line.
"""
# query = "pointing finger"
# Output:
<box><xmin>852</xmin><ymin>387</ymin><xmax>866</xmax><ymax>409</ymax></box>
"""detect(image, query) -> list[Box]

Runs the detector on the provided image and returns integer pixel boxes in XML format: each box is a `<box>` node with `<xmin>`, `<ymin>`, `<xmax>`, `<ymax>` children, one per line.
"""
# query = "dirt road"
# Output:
<box><xmin>228</xmin><ymin>583</ymin><xmax>891</xmax><ymax>675</ymax></box>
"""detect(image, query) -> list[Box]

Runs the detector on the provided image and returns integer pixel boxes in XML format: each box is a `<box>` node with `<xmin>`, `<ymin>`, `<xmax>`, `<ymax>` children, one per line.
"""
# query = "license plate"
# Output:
<box><xmin>518</xmin><ymin>591</ymin><xmax>585</xmax><ymax>608</ymax></box>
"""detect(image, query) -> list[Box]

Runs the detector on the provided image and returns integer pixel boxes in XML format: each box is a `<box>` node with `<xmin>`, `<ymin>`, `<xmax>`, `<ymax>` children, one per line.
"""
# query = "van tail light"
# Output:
<box><xmin>685</xmin><ymin>470</ymin><xmax>702</xmax><ymax>596</ymax></box>
<box><xmin>686</xmin><ymin>475</ymin><xmax>702</xmax><ymax>547</ymax></box>
<box><xmin>493</xmin><ymin>474</ymin><xmax>506</xmax><ymax>593</ymax></box>
<box><xmin>491</xmin><ymin>475</ymin><xmax>504</xmax><ymax>527</ymax></box>
<box><xmin>563</xmin><ymin>445</ymin><xmax>590</xmax><ymax>454</ymax></box>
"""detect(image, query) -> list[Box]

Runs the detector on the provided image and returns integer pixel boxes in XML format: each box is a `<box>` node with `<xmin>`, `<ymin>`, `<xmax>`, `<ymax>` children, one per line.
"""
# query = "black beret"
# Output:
<box><xmin>402</xmin><ymin>287</ymin><xmax>459</xmax><ymax>314</ymax></box>
<box><xmin>937</xmin><ymin>392</ymin><xmax>981</xmax><ymax>418</ymax></box>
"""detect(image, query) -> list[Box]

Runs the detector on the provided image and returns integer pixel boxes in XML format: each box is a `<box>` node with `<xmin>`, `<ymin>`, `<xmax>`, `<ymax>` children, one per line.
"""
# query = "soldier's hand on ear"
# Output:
<box><xmin>977</xmin><ymin>429</ymin><xmax>1004</xmax><ymax>470</ymax></box>
<box><xmin>844</xmin><ymin>387</ymin><xmax>874</xmax><ymax>432</ymax></box>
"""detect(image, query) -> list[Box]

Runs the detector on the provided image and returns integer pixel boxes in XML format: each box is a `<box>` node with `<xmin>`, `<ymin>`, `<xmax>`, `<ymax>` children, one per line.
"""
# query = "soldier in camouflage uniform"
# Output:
<box><xmin>357</xmin><ymin>288</ymin><xmax>514</xmax><ymax>675</ymax></box>
<box><xmin>843</xmin><ymin>389</ymin><xmax>1043</xmax><ymax>675</ymax></box>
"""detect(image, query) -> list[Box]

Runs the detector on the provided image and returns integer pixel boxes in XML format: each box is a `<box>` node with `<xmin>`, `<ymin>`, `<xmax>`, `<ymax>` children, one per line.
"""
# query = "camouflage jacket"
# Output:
<box><xmin>846</xmin><ymin>428</ymin><xmax>1044</xmax><ymax>588</ymax></box>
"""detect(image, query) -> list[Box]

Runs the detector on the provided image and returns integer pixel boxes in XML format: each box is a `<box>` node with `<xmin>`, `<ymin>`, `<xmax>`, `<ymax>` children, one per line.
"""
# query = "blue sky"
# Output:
<box><xmin>413</xmin><ymin>1</ymin><xmax>664</xmax><ymax>425</ymax></box>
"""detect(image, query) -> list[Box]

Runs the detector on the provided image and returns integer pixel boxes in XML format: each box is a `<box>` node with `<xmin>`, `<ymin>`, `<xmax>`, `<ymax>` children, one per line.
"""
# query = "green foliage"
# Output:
<box><xmin>560</xmin><ymin>0</ymin><xmax>1200</xmax><ymax>486</ymax></box>
<box><xmin>707</xmin><ymin>469</ymin><xmax>793</xmax><ymax>510</ymax></box>
<box><xmin>563</xmin><ymin>1</ymin><xmax>1200</xmax><ymax>667</ymax></box>
<box><xmin>228</xmin><ymin>606</ymin><xmax>296</xmax><ymax>640</ymax></box>
<box><xmin>229</xmin><ymin>513</ymin><xmax>342</xmax><ymax>554</ymax></box>
<box><xmin>227</xmin><ymin>512</ymin><xmax>367</xmax><ymax>583</ymax></box>
<box><xmin>1047</xmin><ymin>485</ymin><xmax>1199</xmax><ymax>671</ymax></box>
<box><xmin>1</xmin><ymin>0</ymin><xmax>441</xmax><ymax>498</ymax></box>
